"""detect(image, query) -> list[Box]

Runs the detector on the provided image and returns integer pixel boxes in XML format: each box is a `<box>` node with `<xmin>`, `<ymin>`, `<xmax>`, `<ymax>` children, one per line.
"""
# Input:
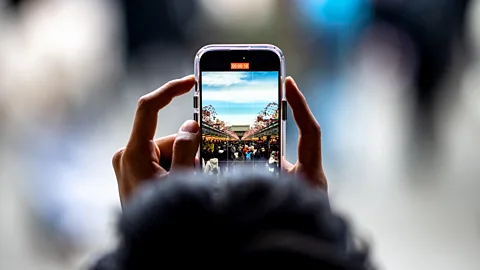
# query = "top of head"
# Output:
<box><xmin>92</xmin><ymin>173</ymin><xmax>372</xmax><ymax>270</ymax></box>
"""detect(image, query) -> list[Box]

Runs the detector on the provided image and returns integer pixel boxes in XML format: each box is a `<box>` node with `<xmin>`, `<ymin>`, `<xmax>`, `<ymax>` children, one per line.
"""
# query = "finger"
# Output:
<box><xmin>154</xmin><ymin>134</ymin><xmax>176</xmax><ymax>159</ymax></box>
<box><xmin>282</xmin><ymin>157</ymin><xmax>294</xmax><ymax>172</ymax></box>
<box><xmin>195</xmin><ymin>157</ymin><xmax>200</xmax><ymax>170</ymax></box>
<box><xmin>154</xmin><ymin>134</ymin><xmax>177</xmax><ymax>170</ymax></box>
<box><xmin>170</xmin><ymin>120</ymin><xmax>201</xmax><ymax>172</ymax></box>
<box><xmin>128</xmin><ymin>75</ymin><xmax>195</xmax><ymax>146</ymax></box>
<box><xmin>285</xmin><ymin>77</ymin><xmax>322</xmax><ymax>166</ymax></box>
<box><xmin>285</xmin><ymin>77</ymin><xmax>321</xmax><ymax>137</ymax></box>
<box><xmin>112</xmin><ymin>147</ymin><xmax>125</xmax><ymax>173</ymax></box>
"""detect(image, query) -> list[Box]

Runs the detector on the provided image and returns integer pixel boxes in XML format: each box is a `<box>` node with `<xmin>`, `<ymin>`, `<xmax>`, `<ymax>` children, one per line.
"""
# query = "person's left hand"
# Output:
<box><xmin>112</xmin><ymin>75</ymin><xmax>199</xmax><ymax>205</ymax></box>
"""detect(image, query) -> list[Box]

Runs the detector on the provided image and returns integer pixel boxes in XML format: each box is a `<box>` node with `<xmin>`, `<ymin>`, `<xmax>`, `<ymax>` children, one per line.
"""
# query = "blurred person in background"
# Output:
<box><xmin>372</xmin><ymin>0</ymin><xmax>472</xmax><ymax>144</ymax></box>
<box><xmin>290</xmin><ymin>0</ymin><xmax>474</xmax><ymax>180</ymax></box>
<box><xmin>0</xmin><ymin>0</ymin><xmax>122</xmax><ymax>132</ymax></box>
<box><xmin>120</xmin><ymin>0</ymin><xmax>198</xmax><ymax>72</ymax></box>
<box><xmin>289</xmin><ymin>0</ymin><xmax>373</xmax><ymax>170</ymax></box>
<box><xmin>118</xmin><ymin>0</ymin><xmax>199</xmax><ymax>88</ymax></box>
<box><xmin>0</xmin><ymin>0</ymin><xmax>123</xmax><ymax>267</ymax></box>
<box><xmin>121</xmin><ymin>0</ymin><xmax>197</xmax><ymax>59</ymax></box>
<box><xmin>89</xmin><ymin>75</ymin><xmax>373</xmax><ymax>269</ymax></box>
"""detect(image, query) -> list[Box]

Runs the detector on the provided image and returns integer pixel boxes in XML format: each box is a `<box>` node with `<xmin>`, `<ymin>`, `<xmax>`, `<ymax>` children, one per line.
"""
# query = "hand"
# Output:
<box><xmin>112</xmin><ymin>75</ymin><xmax>199</xmax><ymax>205</ymax></box>
<box><xmin>283</xmin><ymin>77</ymin><xmax>328</xmax><ymax>191</ymax></box>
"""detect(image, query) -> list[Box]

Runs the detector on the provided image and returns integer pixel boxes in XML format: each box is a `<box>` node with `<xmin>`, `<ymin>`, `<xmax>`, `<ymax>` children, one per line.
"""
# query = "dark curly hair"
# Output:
<box><xmin>90</xmin><ymin>173</ymin><xmax>373</xmax><ymax>270</ymax></box>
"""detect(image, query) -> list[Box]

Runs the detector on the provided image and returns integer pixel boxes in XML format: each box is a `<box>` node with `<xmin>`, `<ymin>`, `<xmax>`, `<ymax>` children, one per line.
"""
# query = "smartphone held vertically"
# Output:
<box><xmin>194</xmin><ymin>44</ymin><xmax>286</xmax><ymax>178</ymax></box>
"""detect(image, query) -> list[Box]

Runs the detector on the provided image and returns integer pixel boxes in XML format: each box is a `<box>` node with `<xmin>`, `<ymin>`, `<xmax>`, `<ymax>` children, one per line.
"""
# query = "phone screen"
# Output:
<box><xmin>198</xmin><ymin>51</ymin><xmax>281</xmax><ymax>177</ymax></box>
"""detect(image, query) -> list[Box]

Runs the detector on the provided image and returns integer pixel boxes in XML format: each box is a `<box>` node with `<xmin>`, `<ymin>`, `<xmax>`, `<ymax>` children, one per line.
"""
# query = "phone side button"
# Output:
<box><xmin>194</xmin><ymin>113</ymin><xmax>198</xmax><ymax>122</ymax></box>
<box><xmin>282</xmin><ymin>100</ymin><xmax>287</xmax><ymax>120</ymax></box>
<box><xmin>194</xmin><ymin>96</ymin><xmax>198</xmax><ymax>108</ymax></box>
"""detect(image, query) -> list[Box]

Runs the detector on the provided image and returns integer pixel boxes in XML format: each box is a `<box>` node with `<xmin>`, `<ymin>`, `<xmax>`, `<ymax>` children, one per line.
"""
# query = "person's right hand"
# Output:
<box><xmin>283</xmin><ymin>77</ymin><xmax>328</xmax><ymax>191</ymax></box>
<box><xmin>112</xmin><ymin>75</ymin><xmax>200</xmax><ymax>205</ymax></box>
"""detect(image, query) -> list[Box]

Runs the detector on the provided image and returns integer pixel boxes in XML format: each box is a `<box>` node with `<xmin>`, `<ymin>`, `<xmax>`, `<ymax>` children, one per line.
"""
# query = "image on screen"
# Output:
<box><xmin>201</xmin><ymin>71</ymin><xmax>279</xmax><ymax>177</ymax></box>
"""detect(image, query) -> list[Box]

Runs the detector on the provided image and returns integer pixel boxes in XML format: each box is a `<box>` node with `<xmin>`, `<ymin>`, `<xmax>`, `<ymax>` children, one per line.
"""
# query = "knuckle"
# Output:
<box><xmin>173</xmin><ymin>134</ymin><xmax>198</xmax><ymax>158</ymax></box>
<box><xmin>137</xmin><ymin>96</ymin><xmax>150</xmax><ymax>110</ymax></box>
<box><xmin>165</xmin><ymin>81</ymin><xmax>175</xmax><ymax>88</ymax></box>
<box><xmin>310</xmin><ymin>122</ymin><xmax>321</xmax><ymax>136</ymax></box>
<box><xmin>112</xmin><ymin>147</ymin><xmax>125</xmax><ymax>168</ymax></box>
<box><xmin>163</xmin><ymin>80</ymin><xmax>177</xmax><ymax>90</ymax></box>
<box><xmin>174</xmin><ymin>133</ymin><xmax>195</xmax><ymax>146</ymax></box>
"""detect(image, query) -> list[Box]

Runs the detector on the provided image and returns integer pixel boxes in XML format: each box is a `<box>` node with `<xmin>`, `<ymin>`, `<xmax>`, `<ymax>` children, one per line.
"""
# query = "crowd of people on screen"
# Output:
<box><xmin>201</xmin><ymin>137</ymin><xmax>279</xmax><ymax>175</ymax></box>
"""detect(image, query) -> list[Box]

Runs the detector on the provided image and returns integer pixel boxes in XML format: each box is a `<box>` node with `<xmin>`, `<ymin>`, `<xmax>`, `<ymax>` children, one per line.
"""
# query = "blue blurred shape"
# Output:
<box><xmin>297</xmin><ymin>0</ymin><xmax>372</xmax><ymax>28</ymax></box>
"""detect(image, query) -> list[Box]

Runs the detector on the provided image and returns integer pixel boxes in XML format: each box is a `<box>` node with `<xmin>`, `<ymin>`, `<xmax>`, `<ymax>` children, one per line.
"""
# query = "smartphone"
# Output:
<box><xmin>194</xmin><ymin>44</ymin><xmax>286</xmax><ymax>177</ymax></box>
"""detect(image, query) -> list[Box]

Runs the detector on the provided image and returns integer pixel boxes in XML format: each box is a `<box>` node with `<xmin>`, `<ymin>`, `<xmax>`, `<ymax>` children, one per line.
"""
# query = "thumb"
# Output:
<box><xmin>170</xmin><ymin>120</ymin><xmax>200</xmax><ymax>172</ymax></box>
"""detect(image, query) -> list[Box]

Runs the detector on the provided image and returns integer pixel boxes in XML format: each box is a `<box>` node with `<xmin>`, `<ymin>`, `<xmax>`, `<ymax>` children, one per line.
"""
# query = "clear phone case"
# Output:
<box><xmin>194</xmin><ymin>44</ymin><xmax>286</xmax><ymax>170</ymax></box>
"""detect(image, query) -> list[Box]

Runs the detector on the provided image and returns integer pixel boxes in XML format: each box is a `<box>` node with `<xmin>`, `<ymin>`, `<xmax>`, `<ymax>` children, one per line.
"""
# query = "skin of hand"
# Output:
<box><xmin>112</xmin><ymin>75</ymin><xmax>327</xmax><ymax>205</ymax></box>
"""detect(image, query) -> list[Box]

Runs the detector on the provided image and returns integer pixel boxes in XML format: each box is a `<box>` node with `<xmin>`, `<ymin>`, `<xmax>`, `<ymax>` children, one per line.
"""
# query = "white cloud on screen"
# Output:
<box><xmin>202</xmin><ymin>72</ymin><xmax>250</xmax><ymax>87</ymax></box>
<box><xmin>219</xmin><ymin>114</ymin><xmax>257</xmax><ymax>126</ymax></box>
<box><xmin>203</xmin><ymin>83</ymin><xmax>277</xmax><ymax>103</ymax></box>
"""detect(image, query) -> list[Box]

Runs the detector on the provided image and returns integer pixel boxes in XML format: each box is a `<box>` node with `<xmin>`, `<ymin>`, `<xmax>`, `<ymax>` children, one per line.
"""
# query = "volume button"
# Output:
<box><xmin>194</xmin><ymin>96</ymin><xmax>198</xmax><ymax>108</ymax></box>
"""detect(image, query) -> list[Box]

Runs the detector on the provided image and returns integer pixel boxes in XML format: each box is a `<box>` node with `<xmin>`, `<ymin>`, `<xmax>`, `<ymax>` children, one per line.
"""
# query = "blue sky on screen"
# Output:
<box><xmin>202</xmin><ymin>71</ymin><xmax>278</xmax><ymax>126</ymax></box>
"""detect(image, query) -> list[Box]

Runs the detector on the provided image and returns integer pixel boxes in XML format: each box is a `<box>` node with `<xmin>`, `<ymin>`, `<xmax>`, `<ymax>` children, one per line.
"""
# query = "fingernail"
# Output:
<box><xmin>181</xmin><ymin>75</ymin><xmax>195</xmax><ymax>80</ymax></box>
<box><xmin>181</xmin><ymin>120</ymin><xmax>199</xmax><ymax>133</ymax></box>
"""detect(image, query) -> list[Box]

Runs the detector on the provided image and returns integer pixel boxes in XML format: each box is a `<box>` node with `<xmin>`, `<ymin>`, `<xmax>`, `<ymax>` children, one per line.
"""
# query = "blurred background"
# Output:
<box><xmin>0</xmin><ymin>0</ymin><xmax>479</xmax><ymax>269</ymax></box>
